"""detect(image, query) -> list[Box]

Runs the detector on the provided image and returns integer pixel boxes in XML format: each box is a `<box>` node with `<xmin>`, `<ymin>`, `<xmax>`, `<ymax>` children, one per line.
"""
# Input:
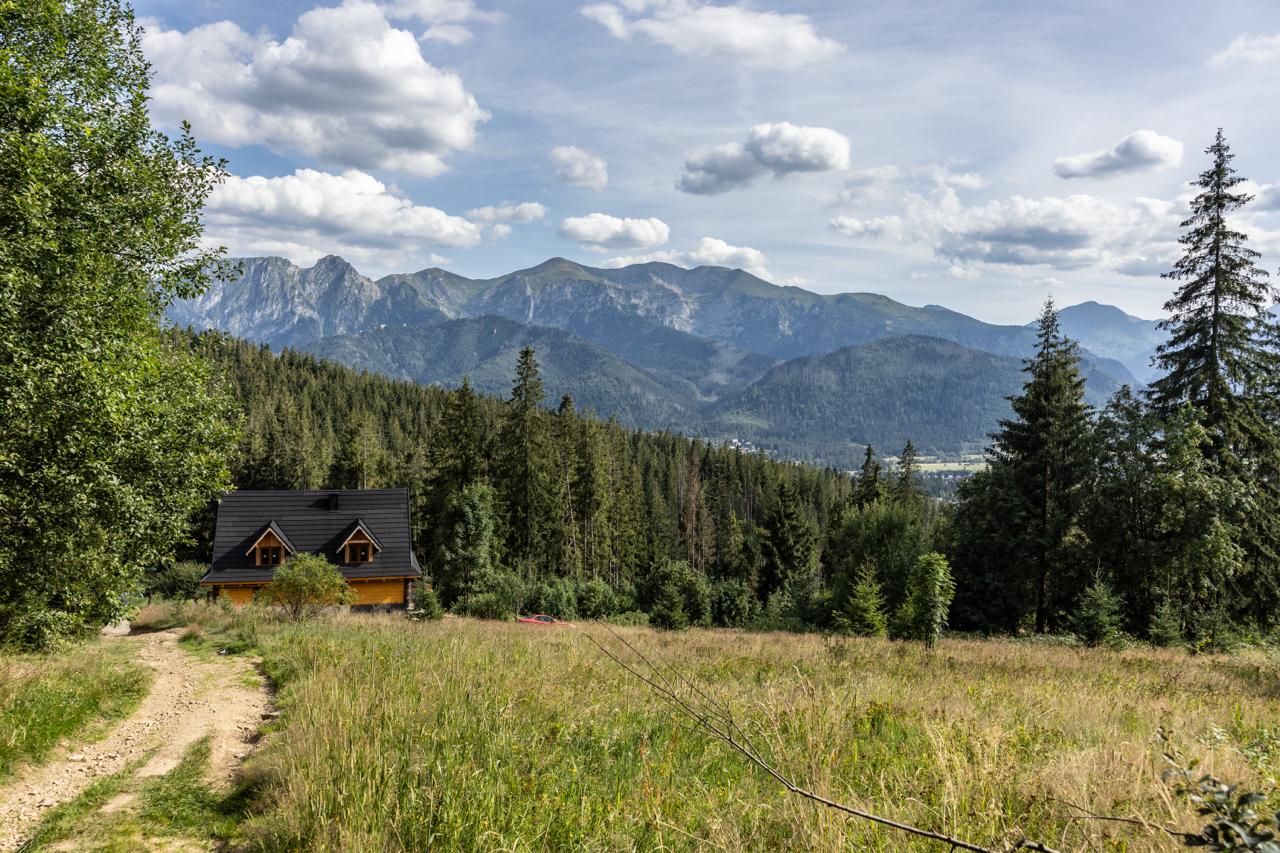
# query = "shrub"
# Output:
<box><xmin>258</xmin><ymin>554</ymin><xmax>354</xmax><ymax>620</ymax></box>
<box><xmin>835</xmin><ymin>562</ymin><xmax>887</xmax><ymax>637</ymax></box>
<box><xmin>902</xmin><ymin>551</ymin><xmax>955</xmax><ymax>649</ymax></box>
<box><xmin>454</xmin><ymin>567</ymin><xmax>524</xmax><ymax>620</ymax></box>
<box><xmin>143</xmin><ymin>561</ymin><xmax>206</xmax><ymax>601</ymax></box>
<box><xmin>1073</xmin><ymin>577</ymin><xmax>1125</xmax><ymax>648</ymax></box>
<box><xmin>710</xmin><ymin>578</ymin><xmax>758</xmax><ymax>628</ymax></box>
<box><xmin>644</xmin><ymin>559</ymin><xmax>711</xmax><ymax>630</ymax></box>
<box><xmin>648</xmin><ymin>580</ymin><xmax>689</xmax><ymax>630</ymax></box>
<box><xmin>577</xmin><ymin>578</ymin><xmax>616</xmax><ymax>620</ymax></box>
<box><xmin>412</xmin><ymin>584</ymin><xmax>444</xmax><ymax>621</ymax></box>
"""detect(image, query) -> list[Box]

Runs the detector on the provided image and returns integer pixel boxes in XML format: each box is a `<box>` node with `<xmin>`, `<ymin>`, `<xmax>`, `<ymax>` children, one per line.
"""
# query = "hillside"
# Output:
<box><xmin>302</xmin><ymin>316</ymin><xmax>701</xmax><ymax>427</ymax></box>
<box><xmin>1053</xmin><ymin>301</ymin><xmax>1164</xmax><ymax>382</ymax></box>
<box><xmin>169</xmin><ymin>255</ymin><xmax>1155</xmax><ymax>455</ymax></box>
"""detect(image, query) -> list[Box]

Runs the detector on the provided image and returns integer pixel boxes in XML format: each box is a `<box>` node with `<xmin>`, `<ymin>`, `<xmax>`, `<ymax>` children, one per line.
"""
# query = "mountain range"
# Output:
<box><xmin>169</xmin><ymin>255</ymin><xmax>1169</xmax><ymax>468</ymax></box>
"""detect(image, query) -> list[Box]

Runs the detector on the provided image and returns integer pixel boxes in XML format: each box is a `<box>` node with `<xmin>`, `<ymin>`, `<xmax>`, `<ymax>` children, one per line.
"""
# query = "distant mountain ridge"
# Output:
<box><xmin>170</xmin><ymin>255</ymin><xmax>1158</xmax><ymax>463</ymax></box>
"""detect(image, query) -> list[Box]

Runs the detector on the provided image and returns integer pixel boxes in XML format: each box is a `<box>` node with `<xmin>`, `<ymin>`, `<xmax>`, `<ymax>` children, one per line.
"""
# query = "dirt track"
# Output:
<box><xmin>0</xmin><ymin>629</ymin><xmax>270</xmax><ymax>852</ymax></box>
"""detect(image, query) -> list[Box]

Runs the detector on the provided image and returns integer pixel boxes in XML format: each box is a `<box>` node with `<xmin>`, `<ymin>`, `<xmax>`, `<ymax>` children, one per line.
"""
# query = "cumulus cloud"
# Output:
<box><xmin>833</xmin><ymin>164</ymin><xmax>981</xmax><ymax>207</ymax></box>
<box><xmin>1210</xmin><ymin>32</ymin><xmax>1280</xmax><ymax>66</ymax></box>
<box><xmin>550</xmin><ymin>146</ymin><xmax>609</xmax><ymax>189</ymax></box>
<box><xmin>1052</xmin><ymin>130</ymin><xmax>1184</xmax><ymax>179</ymax></box>
<box><xmin>465</xmin><ymin>202</ymin><xmax>547</xmax><ymax>224</ymax></box>
<box><xmin>580</xmin><ymin>1</ymin><xmax>842</xmax><ymax>70</ymax></box>
<box><xmin>1256</xmin><ymin>183</ymin><xmax>1280</xmax><ymax>211</ymax></box>
<box><xmin>602</xmin><ymin>237</ymin><xmax>771</xmax><ymax>278</ymax></box>
<box><xmin>204</xmin><ymin>168</ymin><xmax>481</xmax><ymax>269</ymax></box>
<box><xmin>831</xmin><ymin>186</ymin><xmax>1184</xmax><ymax>275</ymax></box>
<box><xmin>678</xmin><ymin>122</ymin><xmax>850</xmax><ymax>194</ymax></box>
<box><xmin>381</xmin><ymin>0</ymin><xmax>500</xmax><ymax>43</ymax></box>
<box><xmin>141</xmin><ymin>3</ymin><xmax>487</xmax><ymax>176</ymax></box>
<box><xmin>558</xmin><ymin>213</ymin><xmax>670</xmax><ymax>249</ymax></box>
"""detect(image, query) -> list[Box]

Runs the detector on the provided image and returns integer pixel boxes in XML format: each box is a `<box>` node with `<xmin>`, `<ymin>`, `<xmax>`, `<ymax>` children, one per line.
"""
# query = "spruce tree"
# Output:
<box><xmin>1151</xmin><ymin>130</ymin><xmax>1280</xmax><ymax>625</ymax></box>
<box><xmin>759</xmin><ymin>480</ymin><xmax>817</xmax><ymax>600</ymax></box>
<box><xmin>854</xmin><ymin>445</ymin><xmax>884</xmax><ymax>508</ymax></box>
<box><xmin>496</xmin><ymin>347</ymin><xmax>553</xmax><ymax>578</ymax></box>
<box><xmin>986</xmin><ymin>298</ymin><xmax>1093</xmax><ymax>632</ymax></box>
<box><xmin>892</xmin><ymin>439</ymin><xmax>923</xmax><ymax>505</ymax></box>
<box><xmin>837</xmin><ymin>561</ymin><xmax>888</xmax><ymax>637</ymax></box>
<box><xmin>903</xmin><ymin>552</ymin><xmax>955</xmax><ymax>649</ymax></box>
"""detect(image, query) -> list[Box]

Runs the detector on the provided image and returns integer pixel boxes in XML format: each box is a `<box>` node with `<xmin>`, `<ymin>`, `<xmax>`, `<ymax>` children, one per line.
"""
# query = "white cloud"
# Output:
<box><xmin>834</xmin><ymin>164</ymin><xmax>982</xmax><ymax>207</ymax></box>
<box><xmin>204</xmin><ymin>168</ymin><xmax>481</xmax><ymax>269</ymax></box>
<box><xmin>831</xmin><ymin>186</ymin><xmax>1184</xmax><ymax>275</ymax></box>
<box><xmin>558</xmin><ymin>213</ymin><xmax>670</xmax><ymax>249</ymax></box>
<box><xmin>678</xmin><ymin>122</ymin><xmax>850</xmax><ymax>194</ymax></box>
<box><xmin>1256</xmin><ymin>183</ymin><xmax>1280</xmax><ymax>211</ymax></box>
<box><xmin>602</xmin><ymin>237</ymin><xmax>771</xmax><ymax>278</ymax></box>
<box><xmin>381</xmin><ymin>0</ymin><xmax>499</xmax><ymax>43</ymax></box>
<box><xmin>1052</xmin><ymin>130</ymin><xmax>1184</xmax><ymax>179</ymax></box>
<box><xmin>141</xmin><ymin>3</ymin><xmax>487</xmax><ymax>177</ymax></box>
<box><xmin>489</xmin><ymin>223</ymin><xmax>513</xmax><ymax>239</ymax></box>
<box><xmin>580</xmin><ymin>1</ymin><xmax>842</xmax><ymax>70</ymax></box>
<box><xmin>465</xmin><ymin>202</ymin><xmax>548</xmax><ymax>223</ymax></box>
<box><xmin>1210</xmin><ymin>32</ymin><xmax>1280</xmax><ymax>66</ymax></box>
<box><xmin>550</xmin><ymin>146</ymin><xmax>609</xmax><ymax>189</ymax></box>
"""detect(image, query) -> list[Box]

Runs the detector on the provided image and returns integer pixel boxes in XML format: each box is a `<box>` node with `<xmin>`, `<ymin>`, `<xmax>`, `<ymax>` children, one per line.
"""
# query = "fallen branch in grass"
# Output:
<box><xmin>583</xmin><ymin>625</ymin><xmax>1062</xmax><ymax>853</ymax></box>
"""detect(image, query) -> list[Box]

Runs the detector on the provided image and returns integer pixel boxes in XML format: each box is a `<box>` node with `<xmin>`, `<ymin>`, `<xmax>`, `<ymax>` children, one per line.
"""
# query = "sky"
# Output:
<box><xmin>131</xmin><ymin>0</ymin><xmax>1280</xmax><ymax>324</ymax></box>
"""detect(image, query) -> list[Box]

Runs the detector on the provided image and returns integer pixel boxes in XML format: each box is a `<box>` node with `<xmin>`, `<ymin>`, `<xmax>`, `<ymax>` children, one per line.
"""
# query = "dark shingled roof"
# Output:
<box><xmin>202</xmin><ymin>489</ymin><xmax>422</xmax><ymax>585</ymax></box>
<box><xmin>245</xmin><ymin>520</ymin><xmax>297</xmax><ymax>555</ymax></box>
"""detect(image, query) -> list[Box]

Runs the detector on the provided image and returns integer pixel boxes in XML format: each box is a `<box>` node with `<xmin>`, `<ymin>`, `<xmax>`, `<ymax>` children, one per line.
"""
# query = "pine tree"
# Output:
<box><xmin>759</xmin><ymin>480</ymin><xmax>817</xmax><ymax>600</ymax></box>
<box><xmin>854</xmin><ymin>445</ymin><xmax>884</xmax><ymax>508</ymax></box>
<box><xmin>892</xmin><ymin>439</ymin><xmax>923</xmax><ymax>505</ymax></box>
<box><xmin>836</xmin><ymin>562</ymin><xmax>887</xmax><ymax>637</ymax></box>
<box><xmin>496</xmin><ymin>347</ymin><xmax>553</xmax><ymax>578</ymax></box>
<box><xmin>1072</xmin><ymin>577</ymin><xmax>1124</xmax><ymax>647</ymax></box>
<box><xmin>1150</xmin><ymin>130</ymin><xmax>1280</xmax><ymax>627</ymax></box>
<box><xmin>987</xmin><ymin>298</ymin><xmax>1093</xmax><ymax>632</ymax></box>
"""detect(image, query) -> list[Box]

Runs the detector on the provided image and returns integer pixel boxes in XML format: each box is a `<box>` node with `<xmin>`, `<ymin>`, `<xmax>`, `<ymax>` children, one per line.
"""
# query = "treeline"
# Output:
<box><xmin>952</xmin><ymin>131</ymin><xmax>1279</xmax><ymax>646</ymax></box>
<box><xmin>186</xmin><ymin>131</ymin><xmax>1280</xmax><ymax>646</ymax></box>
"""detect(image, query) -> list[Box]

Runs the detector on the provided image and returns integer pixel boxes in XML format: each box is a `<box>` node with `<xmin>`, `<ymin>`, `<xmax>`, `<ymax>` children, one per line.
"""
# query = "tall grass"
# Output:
<box><xmin>220</xmin><ymin>615</ymin><xmax>1279</xmax><ymax>851</ymax></box>
<box><xmin>0</xmin><ymin>642</ymin><xmax>149</xmax><ymax>779</ymax></box>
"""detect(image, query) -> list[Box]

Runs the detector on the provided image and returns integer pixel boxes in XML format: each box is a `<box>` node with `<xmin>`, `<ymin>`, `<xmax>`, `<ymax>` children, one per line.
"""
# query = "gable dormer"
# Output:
<box><xmin>245</xmin><ymin>521</ymin><xmax>296</xmax><ymax>566</ymax></box>
<box><xmin>337</xmin><ymin>519</ymin><xmax>383</xmax><ymax>564</ymax></box>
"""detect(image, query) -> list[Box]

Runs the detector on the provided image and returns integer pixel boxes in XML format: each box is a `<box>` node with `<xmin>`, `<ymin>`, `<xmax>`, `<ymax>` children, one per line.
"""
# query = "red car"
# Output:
<box><xmin>517</xmin><ymin>613</ymin><xmax>574</xmax><ymax>627</ymax></box>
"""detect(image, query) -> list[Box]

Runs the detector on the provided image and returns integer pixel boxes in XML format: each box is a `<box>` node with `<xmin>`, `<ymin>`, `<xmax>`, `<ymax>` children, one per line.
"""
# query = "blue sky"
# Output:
<box><xmin>132</xmin><ymin>0</ymin><xmax>1280</xmax><ymax>323</ymax></box>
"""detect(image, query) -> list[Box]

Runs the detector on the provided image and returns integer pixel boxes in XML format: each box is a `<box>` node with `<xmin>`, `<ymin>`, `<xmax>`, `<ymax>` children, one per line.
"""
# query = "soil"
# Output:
<box><xmin>0</xmin><ymin>629</ymin><xmax>271</xmax><ymax>852</ymax></box>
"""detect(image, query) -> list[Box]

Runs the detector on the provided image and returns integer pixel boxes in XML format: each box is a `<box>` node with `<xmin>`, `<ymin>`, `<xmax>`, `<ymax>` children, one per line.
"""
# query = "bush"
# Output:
<box><xmin>901</xmin><ymin>551</ymin><xmax>955</xmax><ymax>648</ymax></box>
<box><xmin>412</xmin><ymin>584</ymin><xmax>444</xmax><ymax>621</ymax></box>
<box><xmin>643</xmin><ymin>559</ymin><xmax>711</xmax><ymax>630</ymax></box>
<box><xmin>258</xmin><ymin>554</ymin><xmax>355</xmax><ymax>620</ymax></box>
<box><xmin>143</xmin><ymin>561</ymin><xmax>206</xmax><ymax>601</ymax></box>
<box><xmin>454</xmin><ymin>567</ymin><xmax>524</xmax><ymax>620</ymax></box>
<box><xmin>710</xmin><ymin>578</ymin><xmax>758</xmax><ymax>628</ymax></box>
<box><xmin>577</xmin><ymin>578</ymin><xmax>616</xmax><ymax>620</ymax></box>
<box><xmin>1073</xmin><ymin>578</ymin><xmax>1125</xmax><ymax>648</ymax></box>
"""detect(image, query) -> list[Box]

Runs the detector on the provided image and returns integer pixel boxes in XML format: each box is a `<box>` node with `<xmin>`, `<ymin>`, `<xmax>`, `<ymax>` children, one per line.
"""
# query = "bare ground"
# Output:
<box><xmin>0</xmin><ymin>629</ymin><xmax>270</xmax><ymax>852</ymax></box>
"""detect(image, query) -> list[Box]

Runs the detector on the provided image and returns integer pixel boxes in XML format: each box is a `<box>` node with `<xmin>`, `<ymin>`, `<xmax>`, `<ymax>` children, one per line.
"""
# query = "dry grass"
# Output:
<box><xmin>198</xmin><ymin>613</ymin><xmax>1280</xmax><ymax>851</ymax></box>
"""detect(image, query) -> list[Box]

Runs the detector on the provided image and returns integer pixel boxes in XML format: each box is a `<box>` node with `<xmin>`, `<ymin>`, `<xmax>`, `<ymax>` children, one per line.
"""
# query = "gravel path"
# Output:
<box><xmin>0</xmin><ymin>629</ymin><xmax>270</xmax><ymax>852</ymax></box>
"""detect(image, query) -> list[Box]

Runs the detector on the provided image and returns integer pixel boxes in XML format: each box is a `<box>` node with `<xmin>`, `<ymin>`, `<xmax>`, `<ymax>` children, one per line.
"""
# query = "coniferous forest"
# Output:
<box><xmin>167</xmin><ymin>134</ymin><xmax>1280</xmax><ymax>646</ymax></box>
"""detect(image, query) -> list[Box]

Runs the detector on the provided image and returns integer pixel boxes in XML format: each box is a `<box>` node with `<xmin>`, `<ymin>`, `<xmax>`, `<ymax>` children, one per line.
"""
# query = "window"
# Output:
<box><xmin>346</xmin><ymin>543</ymin><xmax>371</xmax><ymax>563</ymax></box>
<box><xmin>259</xmin><ymin>546</ymin><xmax>282</xmax><ymax>566</ymax></box>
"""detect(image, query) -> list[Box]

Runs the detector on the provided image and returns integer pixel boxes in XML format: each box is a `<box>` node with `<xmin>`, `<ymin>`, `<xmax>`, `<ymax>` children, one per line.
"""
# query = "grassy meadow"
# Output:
<box><xmin>173</xmin><ymin>611</ymin><xmax>1280</xmax><ymax>851</ymax></box>
<box><xmin>0</xmin><ymin>640</ymin><xmax>149</xmax><ymax>781</ymax></box>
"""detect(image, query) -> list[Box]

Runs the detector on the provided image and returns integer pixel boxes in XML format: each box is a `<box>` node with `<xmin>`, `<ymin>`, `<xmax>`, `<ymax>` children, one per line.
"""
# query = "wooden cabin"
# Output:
<box><xmin>200</xmin><ymin>489</ymin><xmax>422</xmax><ymax>608</ymax></box>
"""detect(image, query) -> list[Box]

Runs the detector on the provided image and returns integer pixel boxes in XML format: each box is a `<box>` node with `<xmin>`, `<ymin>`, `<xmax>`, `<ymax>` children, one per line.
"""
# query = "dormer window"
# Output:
<box><xmin>246</xmin><ymin>523</ymin><xmax>294</xmax><ymax>567</ymax></box>
<box><xmin>338</xmin><ymin>520</ymin><xmax>382</xmax><ymax>564</ymax></box>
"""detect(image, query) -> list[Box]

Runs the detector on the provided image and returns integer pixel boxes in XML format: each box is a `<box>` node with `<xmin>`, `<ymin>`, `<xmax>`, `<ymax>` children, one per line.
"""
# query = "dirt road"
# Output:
<box><xmin>0</xmin><ymin>629</ymin><xmax>270</xmax><ymax>852</ymax></box>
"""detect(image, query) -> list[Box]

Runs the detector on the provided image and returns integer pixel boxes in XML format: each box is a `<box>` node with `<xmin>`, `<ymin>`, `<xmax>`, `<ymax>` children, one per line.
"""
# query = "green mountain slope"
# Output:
<box><xmin>711</xmin><ymin>335</ymin><xmax>1124</xmax><ymax>467</ymax></box>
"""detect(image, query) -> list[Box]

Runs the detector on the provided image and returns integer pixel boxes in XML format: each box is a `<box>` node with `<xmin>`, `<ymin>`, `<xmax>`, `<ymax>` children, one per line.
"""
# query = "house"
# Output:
<box><xmin>201</xmin><ymin>488</ymin><xmax>422</xmax><ymax>608</ymax></box>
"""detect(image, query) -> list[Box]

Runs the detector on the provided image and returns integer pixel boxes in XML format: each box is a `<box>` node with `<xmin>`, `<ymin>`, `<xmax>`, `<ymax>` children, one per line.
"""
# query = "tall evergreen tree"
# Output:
<box><xmin>1150</xmin><ymin>130</ymin><xmax>1280</xmax><ymax>622</ymax></box>
<box><xmin>496</xmin><ymin>347</ymin><xmax>553</xmax><ymax>577</ymax></box>
<box><xmin>854</xmin><ymin>445</ymin><xmax>884</xmax><ymax>508</ymax></box>
<box><xmin>759</xmin><ymin>480</ymin><xmax>818</xmax><ymax>600</ymax></box>
<box><xmin>892</xmin><ymin>439</ymin><xmax>923</xmax><ymax>505</ymax></box>
<box><xmin>984</xmin><ymin>298</ymin><xmax>1093</xmax><ymax>632</ymax></box>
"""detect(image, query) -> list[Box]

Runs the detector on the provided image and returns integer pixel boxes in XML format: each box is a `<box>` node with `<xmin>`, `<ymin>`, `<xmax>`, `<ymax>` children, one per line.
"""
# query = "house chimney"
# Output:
<box><xmin>328</xmin><ymin>493</ymin><xmax>339</xmax><ymax>511</ymax></box>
